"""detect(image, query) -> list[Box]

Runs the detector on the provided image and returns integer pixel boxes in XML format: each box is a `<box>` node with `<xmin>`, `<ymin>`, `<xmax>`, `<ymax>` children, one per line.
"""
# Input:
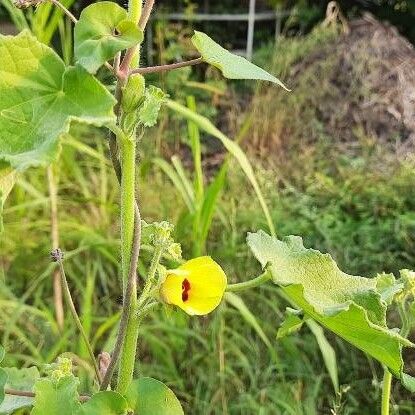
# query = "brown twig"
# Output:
<box><xmin>49</xmin><ymin>0</ymin><xmax>77</xmax><ymax>23</ymax></box>
<box><xmin>130</xmin><ymin>57</ymin><xmax>203</xmax><ymax>75</ymax></box>
<box><xmin>51</xmin><ymin>251</ymin><xmax>102</xmax><ymax>384</ymax></box>
<box><xmin>139</xmin><ymin>0</ymin><xmax>155</xmax><ymax>30</ymax></box>
<box><xmin>5</xmin><ymin>388</ymin><xmax>90</xmax><ymax>403</ymax></box>
<box><xmin>47</xmin><ymin>166</ymin><xmax>64</xmax><ymax>331</ymax></box>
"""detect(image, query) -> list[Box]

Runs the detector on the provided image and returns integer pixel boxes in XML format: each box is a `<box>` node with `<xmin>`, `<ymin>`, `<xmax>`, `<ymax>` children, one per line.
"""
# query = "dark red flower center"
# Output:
<box><xmin>182</xmin><ymin>278</ymin><xmax>191</xmax><ymax>302</ymax></box>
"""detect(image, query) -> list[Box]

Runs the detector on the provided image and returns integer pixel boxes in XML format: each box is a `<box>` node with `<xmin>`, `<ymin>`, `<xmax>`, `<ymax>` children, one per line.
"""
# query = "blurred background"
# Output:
<box><xmin>1</xmin><ymin>1</ymin><xmax>415</xmax><ymax>414</ymax></box>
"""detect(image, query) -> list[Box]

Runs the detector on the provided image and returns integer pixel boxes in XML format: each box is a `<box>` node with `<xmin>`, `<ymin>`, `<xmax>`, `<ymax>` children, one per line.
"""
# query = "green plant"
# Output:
<box><xmin>1</xmin><ymin>0</ymin><xmax>415</xmax><ymax>413</ymax></box>
<box><xmin>0</xmin><ymin>0</ymin><xmax>288</xmax><ymax>412</ymax></box>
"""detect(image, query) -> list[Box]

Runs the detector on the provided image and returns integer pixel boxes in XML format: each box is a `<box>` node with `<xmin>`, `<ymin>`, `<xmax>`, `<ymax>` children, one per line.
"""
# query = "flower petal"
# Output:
<box><xmin>160</xmin><ymin>256</ymin><xmax>227</xmax><ymax>315</ymax></box>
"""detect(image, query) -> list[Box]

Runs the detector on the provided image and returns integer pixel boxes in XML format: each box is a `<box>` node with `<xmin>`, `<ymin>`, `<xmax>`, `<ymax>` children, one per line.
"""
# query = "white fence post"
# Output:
<box><xmin>145</xmin><ymin>6</ymin><xmax>291</xmax><ymax>63</ymax></box>
<box><xmin>246</xmin><ymin>0</ymin><xmax>256</xmax><ymax>61</ymax></box>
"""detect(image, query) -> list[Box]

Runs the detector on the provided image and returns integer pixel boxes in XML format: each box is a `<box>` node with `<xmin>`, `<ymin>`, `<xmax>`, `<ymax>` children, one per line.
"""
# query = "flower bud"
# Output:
<box><xmin>121</xmin><ymin>74</ymin><xmax>145</xmax><ymax>114</ymax></box>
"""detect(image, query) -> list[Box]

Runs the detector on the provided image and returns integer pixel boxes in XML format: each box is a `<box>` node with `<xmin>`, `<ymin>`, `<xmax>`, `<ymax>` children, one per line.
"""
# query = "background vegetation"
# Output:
<box><xmin>1</xmin><ymin>2</ymin><xmax>415</xmax><ymax>414</ymax></box>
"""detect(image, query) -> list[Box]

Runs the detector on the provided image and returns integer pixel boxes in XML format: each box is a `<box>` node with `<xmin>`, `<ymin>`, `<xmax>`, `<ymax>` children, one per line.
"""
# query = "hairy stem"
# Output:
<box><xmin>47</xmin><ymin>166</ymin><xmax>64</xmax><ymax>331</ymax></box>
<box><xmin>130</xmin><ymin>57</ymin><xmax>203</xmax><ymax>75</ymax></box>
<box><xmin>128</xmin><ymin>0</ymin><xmax>142</xmax><ymax>26</ymax></box>
<box><xmin>226</xmin><ymin>270</ymin><xmax>272</xmax><ymax>293</ymax></box>
<box><xmin>381</xmin><ymin>369</ymin><xmax>392</xmax><ymax>415</ymax></box>
<box><xmin>100</xmin><ymin>209</ymin><xmax>141</xmax><ymax>391</ymax></box>
<box><xmin>137</xmin><ymin>245</ymin><xmax>163</xmax><ymax>308</ymax></box>
<box><xmin>139</xmin><ymin>0</ymin><xmax>155</xmax><ymax>30</ymax></box>
<box><xmin>57</xmin><ymin>259</ymin><xmax>101</xmax><ymax>382</ymax></box>
<box><xmin>116</xmin><ymin>137</ymin><xmax>139</xmax><ymax>394</ymax></box>
<box><xmin>381</xmin><ymin>301</ymin><xmax>411</xmax><ymax>414</ymax></box>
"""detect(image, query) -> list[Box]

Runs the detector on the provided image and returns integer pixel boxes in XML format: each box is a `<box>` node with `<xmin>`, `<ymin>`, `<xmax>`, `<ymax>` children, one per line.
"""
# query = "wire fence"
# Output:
<box><xmin>146</xmin><ymin>0</ymin><xmax>290</xmax><ymax>64</ymax></box>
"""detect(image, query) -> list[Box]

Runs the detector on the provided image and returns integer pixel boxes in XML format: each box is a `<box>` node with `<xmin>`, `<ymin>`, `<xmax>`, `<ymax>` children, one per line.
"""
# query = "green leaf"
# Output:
<box><xmin>0</xmin><ymin>30</ymin><xmax>116</xmax><ymax>173</ymax></box>
<box><xmin>125</xmin><ymin>377</ymin><xmax>184</xmax><ymax>415</ymax></box>
<box><xmin>277</xmin><ymin>309</ymin><xmax>304</xmax><ymax>339</ymax></box>
<box><xmin>191</xmin><ymin>31</ymin><xmax>289</xmax><ymax>90</ymax></box>
<box><xmin>306</xmin><ymin>320</ymin><xmax>339</xmax><ymax>393</ymax></box>
<box><xmin>247</xmin><ymin>230</ymin><xmax>415</xmax><ymax>391</ymax></box>
<box><xmin>0</xmin><ymin>367</ymin><xmax>39</xmax><ymax>414</ymax></box>
<box><xmin>225</xmin><ymin>292</ymin><xmax>273</xmax><ymax>351</ymax></box>
<box><xmin>376</xmin><ymin>272</ymin><xmax>404</xmax><ymax>304</ymax></box>
<box><xmin>76</xmin><ymin>391</ymin><xmax>128</xmax><ymax>415</ymax></box>
<box><xmin>138</xmin><ymin>86</ymin><xmax>167</xmax><ymax>128</ymax></box>
<box><xmin>31</xmin><ymin>376</ymin><xmax>81</xmax><ymax>415</ymax></box>
<box><xmin>0</xmin><ymin>167</ymin><xmax>17</xmax><ymax>232</ymax></box>
<box><xmin>166</xmin><ymin>99</ymin><xmax>276</xmax><ymax>237</ymax></box>
<box><xmin>74</xmin><ymin>2</ymin><xmax>143</xmax><ymax>73</ymax></box>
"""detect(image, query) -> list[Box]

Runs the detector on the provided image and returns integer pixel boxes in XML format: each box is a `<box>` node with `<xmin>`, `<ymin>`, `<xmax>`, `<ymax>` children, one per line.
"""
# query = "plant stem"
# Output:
<box><xmin>47</xmin><ymin>166</ymin><xmax>64</xmax><ymax>331</ymax></box>
<box><xmin>128</xmin><ymin>0</ymin><xmax>142</xmax><ymax>26</ymax></box>
<box><xmin>57</xmin><ymin>259</ymin><xmax>101</xmax><ymax>382</ymax></box>
<box><xmin>100</xmin><ymin>210</ymin><xmax>141</xmax><ymax>391</ymax></box>
<box><xmin>381</xmin><ymin>369</ymin><xmax>392</xmax><ymax>415</ymax></box>
<box><xmin>380</xmin><ymin>302</ymin><xmax>410</xmax><ymax>414</ymax></box>
<box><xmin>49</xmin><ymin>0</ymin><xmax>77</xmax><ymax>23</ymax></box>
<box><xmin>137</xmin><ymin>245</ymin><xmax>163</xmax><ymax>308</ymax></box>
<box><xmin>116</xmin><ymin>137</ymin><xmax>139</xmax><ymax>394</ymax></box>
<box><xmin>5</xmin><ymin>389</ymin><xmax>90</xmax><ymax>403</ymax></box>
<box><xmin>130</xmin><ymin>57</ymin><xmax>203</xmax><ymax>75</ymax></box>
<box><xmin>139</xmin><ymin>0</ymin><xmax>155</xmax><ymax>29</ymax></box>
<box><xmin>226</xmin><ymin>270</ymin><xmax>272</xmax><ymax>293</ymax></box>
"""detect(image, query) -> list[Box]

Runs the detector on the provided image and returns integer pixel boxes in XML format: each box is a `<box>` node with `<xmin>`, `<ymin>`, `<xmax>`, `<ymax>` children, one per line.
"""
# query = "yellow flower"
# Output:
<box><xmin>160</xmin><ymin>256</ymin><xmax>227</xmax><ymax>315</ymax></box>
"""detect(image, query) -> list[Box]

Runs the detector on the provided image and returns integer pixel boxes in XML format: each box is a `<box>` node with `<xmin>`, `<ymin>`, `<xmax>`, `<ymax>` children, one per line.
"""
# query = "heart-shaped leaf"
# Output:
<box><xmin>74</xmin><ymin>2</ymin><xmax>143</xmax><ymax>73</ymax></box>
<box><xmin>32</xmin><ymin>376</ymin><xmax>81</xmax><ymax>415</ymax></box>
<box><xmin>125</xmin><ymin>378</ymin><xmax>184</xmax><ymax>415</ymax></box>
<box><xmin>0</xmin><ymin>30</ymin><xmax>116</xmax><ymax>172</ymax></box>
<box><xmin>247</xmin><ymin>230</ymin><xmax>415</xmax><ymax>392</ymax></box>
<box><xmin>0</xmin><ymin>30</ymin><xmax>116</xmax><ymax>228</ymax></box>
<box><xmin>76</xmin><ymin>391</ymin><xmax>128</xmax><ymax>415</ymax></box>
<box><xmin>191</xmin><ymin>31</ymin><xmax>288</xmax><ymax>90</ymax></box>
<box><xmin>0</xmin><ymin>367</ymin><xmax>39</xmax><ymax>414</ymax></box>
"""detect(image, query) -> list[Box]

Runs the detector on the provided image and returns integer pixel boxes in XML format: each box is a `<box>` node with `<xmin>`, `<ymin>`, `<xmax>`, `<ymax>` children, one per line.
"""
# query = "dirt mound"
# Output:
<box><xmin>249</xmin><ymin>13</ymin><xmax>415</xmax><ymax>157</ymax></box>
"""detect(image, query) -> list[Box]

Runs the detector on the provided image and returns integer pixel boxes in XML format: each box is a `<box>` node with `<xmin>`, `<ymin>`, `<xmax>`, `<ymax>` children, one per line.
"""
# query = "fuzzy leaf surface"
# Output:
<box><xmin>31</xmin><ymin>376</ymin><xmax>81</xmax><ymax>415</ymax></box>
<box><xmin>138</xmin><ymin>86</ymin><xmax>167</xmax><ymax>127</ymax></box>
<box><xmin>0</xmin><ymin>367</ymin><xmax>39</xmax><ymax>414</ymax></box>
<box><xmin>247</xmin><ymin>230</ymin><xmax>415</xmax><ymax>391</ymax></box>
<box><xmin>74</xmin><ymin>2</ymin><xmax>143</xmax><ymax>73</ymax></box>
<box><xmin>191</xmin><ymin>31</ymin><xmax>288</xmax><ymax>90</ymax></box>
<box><xmin>0</xmin><ymin>30</ymin><xmax>116</xmax><ymax>173</ymax></box>
<box><xmin>125</xmin><ymin>378</ymin><xmax>184</xmax><ymax>415</ymax></box>
<box><xmin>76</xmin><ymin>391</ymin><xmax>128</xmax><ymax>415</ymax></box>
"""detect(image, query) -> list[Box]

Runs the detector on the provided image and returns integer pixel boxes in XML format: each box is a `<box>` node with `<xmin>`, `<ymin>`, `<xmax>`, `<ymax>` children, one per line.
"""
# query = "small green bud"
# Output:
<box><xmin>400</xmin><ymin>269</ymin><xmax>415</xmax><ymax>294</ymax></box>
<box><xmin>167</xmin><ymin>242</ymin><xmax>182</xmax><ymax>260</ymax></box>
<box><xmin>121</xmin><ymin>74</ymin><xmax>145</xmax><ymax>114</ymax></box>
<box><xmin>150</xmin><ymin>221</ymin><xmax>174</xmax><ymax>246</ymax></box>
<box><xmin>46</xmin><ymin>357</ymin><xmax>73</xmax><ymax>383</ymax></box>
